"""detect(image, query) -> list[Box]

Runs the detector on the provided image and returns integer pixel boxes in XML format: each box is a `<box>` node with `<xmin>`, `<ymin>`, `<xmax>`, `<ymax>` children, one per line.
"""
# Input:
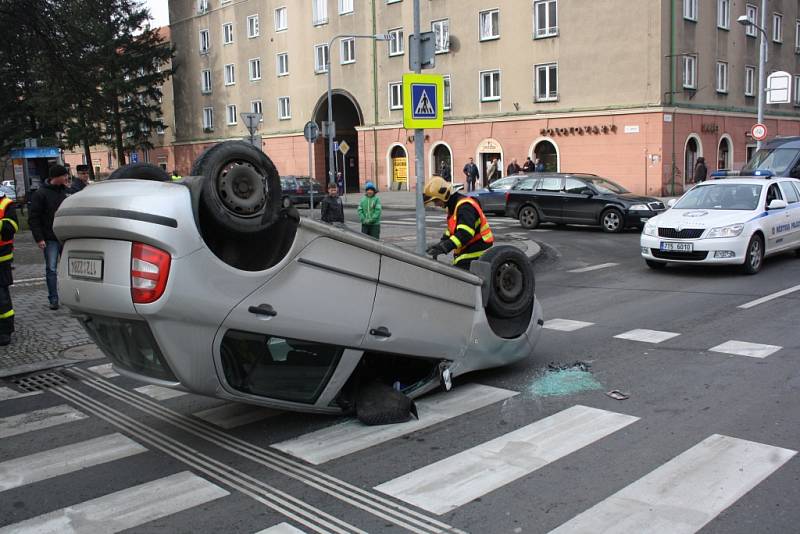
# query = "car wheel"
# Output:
<box><xmin>282</xmin><ymin>196</ymin><xmax>292</xmax><ymax>209</ymax></box>
<box><xmin>742</xmin><ymin>234</ymin><xmax>764</xmax><ymax>275</ymax></box>
<box><xmin>645</xmin><ymin>259</ymin><xmax>666</xmax><ymax>270</ymax></box>
<box><xmin>192</xmin><ymin>141</ymin><xmax>282</xmax><ymax>235</ymax></box>
<box><xmin>478</xmin><ymin>246</ymin><xmax>535</xmax><ymax>319</ymax></box>
<box><xmin>518</xmin><ymin>205</ymin><xmax>540</xmax><ymax>229</ymax></box>
<box><xmin>600</xmin><ymin>208</ymin><xmax>623</xmax><ymax>233</ymax></box>
<box><xmin>108</xmin><ymin>163</ymin><xmax>170</xmax><ymax>182</ymax></box>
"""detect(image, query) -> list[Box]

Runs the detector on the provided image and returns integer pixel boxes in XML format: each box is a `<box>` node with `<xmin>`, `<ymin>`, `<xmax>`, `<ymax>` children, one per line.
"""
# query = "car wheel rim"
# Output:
<box><xmin>521</xmin><ymin>208</ymin><xmax>535</xmax><ymax>226</ymax></box>
<box><xmin>283</xmin><ymin>197</ymin><xmax>291</xmax><ymax>208</ymax></box>
<box><xmin>495</xmin><ymin>261</ymin><xmax>524</xmax><ymax>302</ymax></box>
<box><xmin>750</xmin><ymin>240</ymin><xmax>762</xmax><ymax>270</ymax></box>
<box><xmin>604</xmin><ymin>212</ymin><xmax>620</xmax><ymax>231</ymax></box>
<box><xmin>216</xmin><ymin>161</ymin><xmax>266</xmax><ymax>216</ymax></box>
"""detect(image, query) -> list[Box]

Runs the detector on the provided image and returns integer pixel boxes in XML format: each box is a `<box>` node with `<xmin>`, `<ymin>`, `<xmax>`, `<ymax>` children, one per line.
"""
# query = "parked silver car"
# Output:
<box><xmin>54</xmin><ymin>142</ymin><xmax>543</xmax><ymax>420</ymax></box>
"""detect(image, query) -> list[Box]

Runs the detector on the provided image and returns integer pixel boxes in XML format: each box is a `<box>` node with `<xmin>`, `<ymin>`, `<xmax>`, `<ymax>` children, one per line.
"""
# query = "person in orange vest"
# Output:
<box><xmin>0</xmin><ymin>189</ymin><xmax>18</xmax><ymax>346</ymax></box>
<box><xmin>423</xmin><ymin>176</ymin><xmax>494</xmax><ymax>270</ymax></box>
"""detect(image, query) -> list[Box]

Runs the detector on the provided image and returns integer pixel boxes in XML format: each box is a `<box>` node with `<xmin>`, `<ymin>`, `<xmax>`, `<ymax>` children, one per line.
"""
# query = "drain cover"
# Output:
<box><xmin>12</xmin><ymin>371</ymin><xmax>71</xmax><ymax>392</ymax></box>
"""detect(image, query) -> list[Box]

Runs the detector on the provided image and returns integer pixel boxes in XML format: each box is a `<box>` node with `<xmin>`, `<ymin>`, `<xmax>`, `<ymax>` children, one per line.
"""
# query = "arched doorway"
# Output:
<box><xmin>476</xmin><ymin>138</ymin><xmax>503</xmax><ymax>186</ymax></box>
<box><xmin>717</xmin><ymin>135</ymin><xmax>732</xmax><ymax>170</ymax></box>
<box><xmin>684</xmin><ymin>135</ymin><xmax>701</xmax><ymax>185</ymax></box>
<box><xmin>532</xmin><ymin>139</ymin><xmax>559</xmax><ymax>172</ymax></box>
<box><xmin>313</xmin><ymin>91</ymin><xmax>363</xmax><ymax>193</ymax></box>
<box><xmin>431</xmin><ymin>143</ymin><xmax>453</xmax><ymax>182</ymax></box>
<box><xmin>387</xmin><ymin>144</ymin><xmax>408</xmax><ymax>191</ymax></box>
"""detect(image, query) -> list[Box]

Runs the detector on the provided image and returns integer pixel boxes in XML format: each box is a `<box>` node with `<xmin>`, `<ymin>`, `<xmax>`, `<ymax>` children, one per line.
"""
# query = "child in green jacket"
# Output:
<box><xmin>358</xmin><ymin>182</ymin><xmax>382</xmax><ymax>239</ymax></box>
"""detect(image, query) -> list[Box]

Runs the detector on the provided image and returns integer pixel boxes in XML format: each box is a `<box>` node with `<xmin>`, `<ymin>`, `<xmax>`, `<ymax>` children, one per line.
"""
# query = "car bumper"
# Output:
<box><xmin>640</xmin><ymin>234</ymin><xmax>748</xmax><ymax>264</ymax></box>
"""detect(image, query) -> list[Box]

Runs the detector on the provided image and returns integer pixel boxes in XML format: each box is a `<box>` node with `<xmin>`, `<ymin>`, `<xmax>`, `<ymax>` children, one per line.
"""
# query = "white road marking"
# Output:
<box><xmin>193</xmin><ymin>403</ymin><xmax>280</xmax><ymax>429</ymax></box>
<box><xmin>543</xmin><ymin>319</ymin><xmax>594</xmax><ymax>332</ymax></box>
<box><xmin>0</xmin><ymin>405</ymin><xmax>87</xmax><ymax>439</ymax></box>
<box><xmin>738</xmin><ymin>283</ymin><xmax>800</xmax><ymax>309</ymax></box>
<box><xmin>709</xmin><ymin>340</ymin><xmax>782</xmax><ymax>359</ymax></box>
<box><xmin>272</xmin><ymin>384</ymin><xmax>517</xmax><ymax>465</ymax></box>
<box><xmin>134</xmin><ymin>385</ymin><xmax>188</xmax><ymax>401</ymax></box>
<box><xmin>614</xmin><ymin>329</ymin><xmax>681</xmax><ymax>344</ymax></box>
<box><xmin>0</xmin><ymin>433</ymin><xmax>147</xmax><ymax>492</ymax></box>
<box><xmin>88</xmin><ymin>363</ymin><xmax>119</xmax><ymax>378</ymax></box>
<box><xmin>567</xmin><ymin>262</ymin><xmax>619</xmax><ymax>273</ymax></box>
<box><xmin>0</xmin><ymin>471</ymin><xmax>229</xmax><ymax>534</ymax></box>
<box><xmin>0</xmin><ymin>387</ymin><xmax>41</xmax><ymax>401</ymax></box>
<box><xmin>254</xmin><ymin>524</ymin><xmax>307</xmax><ymax>534</ymax></box>
<box><xmin>549</xmin><ymin>434</ymin><xmax>797</xmax><ymax>534</ymax></box>
<box><xmin>375</xmin><ymin>405</ymin><xmax>639</xmax><ymax>514</ymax></box>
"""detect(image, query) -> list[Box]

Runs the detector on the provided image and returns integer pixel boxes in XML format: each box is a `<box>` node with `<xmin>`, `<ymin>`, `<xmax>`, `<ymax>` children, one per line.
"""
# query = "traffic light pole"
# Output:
<box><xmin>413</xmin><ymin>0</ymin><xmax>426</xmax><ymax>256</ymax></box>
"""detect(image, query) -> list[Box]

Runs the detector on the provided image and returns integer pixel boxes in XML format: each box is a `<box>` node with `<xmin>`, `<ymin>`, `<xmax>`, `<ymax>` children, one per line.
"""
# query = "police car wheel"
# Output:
<box><xmin>108</xmin><ymin>163</ymin><xmax>170</xmax><ymax>182</ymax></box>
<box><xmin>742</xmin><ymin>234</ymin><xmax>764</xmax><ymax>275</ymax></box>
<box><xmin>645</xmin><ymin>259</ymin><xmax>667</xmax><ymax>270</ymax></box>
<box><xmin>518</xmin><ymin>205</ymin><xmax>540</xmax><ymax>229</ymax></box>
<box><xmin>479</xmin><ymin>246</ymin><xmax>535</xmax><ymax>319</ymax></box>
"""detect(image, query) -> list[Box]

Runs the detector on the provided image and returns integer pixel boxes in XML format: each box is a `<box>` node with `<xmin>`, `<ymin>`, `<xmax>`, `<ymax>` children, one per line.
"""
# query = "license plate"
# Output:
<box><xmin>68</xmin><ymin>257</ymin><xmax>103</xmax><ymax>280</ymax></box>
<box><xmin>660</xmin><ymin>242</ymin><xmax>693</xmax><ymax>252</ymax></box>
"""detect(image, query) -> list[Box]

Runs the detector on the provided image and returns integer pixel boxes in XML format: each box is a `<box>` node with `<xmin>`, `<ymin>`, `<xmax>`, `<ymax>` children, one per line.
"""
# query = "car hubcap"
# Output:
<box><xmin>495</xmin><ymin>261</ymin><xmax>524</xmax><ymax>302</ymax></box>
<box><xmin>604</xmin><ymin>213</ymin><xmax>620</xmax><ymax>230</ymax></box>
<box><xmin>521</xmin><ymin>208</ymin><xmax>535</xmax><ymax>226</ymax></box>
<box><xmin>750</xmin><ymin>241</ymin><xmax>761</xmax><ymax>269</ymax></box>
<box><xmin>216</xmin><ymin>161</ymin><xmax>266</xmax><ymax>215</ymax></box>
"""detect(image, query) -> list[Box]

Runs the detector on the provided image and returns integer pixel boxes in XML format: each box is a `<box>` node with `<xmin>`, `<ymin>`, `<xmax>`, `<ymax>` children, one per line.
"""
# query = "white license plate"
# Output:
<box><xmin>660</xmin><ymin>241</ymin><xmax>693</xmax><ymax>252</ymax></box>
<box><xmin>68</xmin><ymin>257</ymin><xmax>103</xmax><ymax>280</ymax></box>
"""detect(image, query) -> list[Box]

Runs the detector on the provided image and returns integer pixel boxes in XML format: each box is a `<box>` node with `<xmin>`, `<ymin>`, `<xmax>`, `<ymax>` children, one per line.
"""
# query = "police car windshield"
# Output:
<box><xmin>741</xmin><ymin>148</ymin><xmax>800</xmax><ymax>175</ymax></box>
<box><xmin>674</xmin><ymin>183</ymin><xmax>762</xmax><ymax>211</ymax></box>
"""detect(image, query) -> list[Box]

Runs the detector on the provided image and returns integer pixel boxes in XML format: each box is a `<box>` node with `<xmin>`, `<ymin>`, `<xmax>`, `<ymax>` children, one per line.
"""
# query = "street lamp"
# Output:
<box><xmin>325</xmin><ymin>34</ymin><xmax>391</xmax><ymax>187</ymax></box>
<box><xmin>737</xmin><ymin>0</ymin><xmax>767</xmax><ymax>150</ymax></box>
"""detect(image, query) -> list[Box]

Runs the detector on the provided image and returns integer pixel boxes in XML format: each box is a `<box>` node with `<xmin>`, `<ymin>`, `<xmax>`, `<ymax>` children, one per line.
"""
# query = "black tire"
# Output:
<box><xmin>281</xmin><ymin>196</ymin><xmax>292</xmax><ymax>209</ymax></box>
<box><xmin>645</xmin><ymin>259</ymin><xmax>667</xmax><ymax>270</ymax></box>
<box><xmin>742</xmin><ymin>234</ymin><xmax>764</xmax><ymax>274</ymax></box>
<box><xmin>600</xmin><ymin>208</ymin><xmax>624</xmax><ymax>233</ymax></box>
<box><xmin>518</xmin><ymin>205</ymin><xmax>540</xmax><ymax>229</ymax></box>
<box><xmin>192</xmin><ymin>141</ymin><xmax>282</xmax><ymax>236</ymax></box>
<box><xmin>479</xmin><ymin>245</ymin><xmax>535</xmax><ymax>319</ymax></box>
<box><xmin>356</xmin><ymin>382</ymin><xmax>418</xmax><ymax>426</ymax></box>
<box><xmin>108</xmin><ymin>163</ymin><xmax>170</xmax><ymax>182</ymax></box>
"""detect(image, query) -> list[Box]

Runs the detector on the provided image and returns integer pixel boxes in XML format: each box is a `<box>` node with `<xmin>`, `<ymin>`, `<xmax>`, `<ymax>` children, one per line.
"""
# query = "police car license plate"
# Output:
<box><xmin>68</xmin><ymin>257</ymin><xmax>103</xmax><ymax>281</ymax></box>
<box><xmin>659</xmin><ymin>242</ymin><xmax>693</xmax><ymax>252</ymax></box>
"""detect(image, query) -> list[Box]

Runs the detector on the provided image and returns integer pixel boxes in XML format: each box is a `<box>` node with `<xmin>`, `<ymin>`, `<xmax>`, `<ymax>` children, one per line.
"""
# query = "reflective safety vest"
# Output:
<box><xmin>171</xmin><ymin>174</ymin><xmax>182</xmax><ymax>182</ymax></box>
<box><xmin>445</xmin><ymin>197</ymin><xmax>494</xmax><ymax>264</ymax></box>
<box><xmin>0</xmin><ymin>197</ymin><xmax>16</xmax><ymax>264</ymax></box>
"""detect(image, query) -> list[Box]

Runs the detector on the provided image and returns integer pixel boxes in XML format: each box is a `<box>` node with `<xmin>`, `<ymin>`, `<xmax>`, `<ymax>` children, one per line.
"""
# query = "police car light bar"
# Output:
<box><xmin>710</xmin><ymin>169</ymin><xmax>774</xmax><ymax>179</ymax></box>
<box><xmin>710</xmin><ymin>170</ymin><xmax>740</xmax><ymax>178</ymax></box>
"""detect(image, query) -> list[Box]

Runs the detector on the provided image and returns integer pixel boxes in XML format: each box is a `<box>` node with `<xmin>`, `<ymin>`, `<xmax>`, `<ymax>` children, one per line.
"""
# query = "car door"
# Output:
<box><xmin>764</xmin><ymin>183</ymin><xmax>790</xmax><ymax>252</ymax></box>
<box><xmin>482</xmin><ymin>176</ymin><xmax>517</xmax><ymax>213</ymax></box>
<box><xmin>561</xmin><ymin>178</ymin><xmax>599</xmax><ymax>223</ymax></box>
<box><xmin>534</xmin><ymin>176</ymin><xmax>565</xmax><ymax>221</ymax></box>
<box><xmin>778</xmin><ymin>181</ymin><xmax>800</xmax><ymax>248</ymax></box>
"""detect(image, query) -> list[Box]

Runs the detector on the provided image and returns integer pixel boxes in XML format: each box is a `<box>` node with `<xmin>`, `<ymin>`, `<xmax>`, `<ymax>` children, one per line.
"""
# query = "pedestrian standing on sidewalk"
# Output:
<box><xmin>336</xmin><ymin>171</ymin><xmax>345</xmax><ymax>196</ymax></box>
<box><xmin>463</xmin><ymin>158</ymin><xmax>479</xmax><ymax>192</ymax></box>
<box><xmin>28</xmin><ymin>165</ymin><xmax>69</xmax><ymax>310</ymax></box>
<box><xmin>67</xmin><ymin>164</ymin><xmax>90</xmax><ymax>194</ymax></box>
<box><xmin>358</xmin><ymin>182</ymin><xmax>382</xmax><ymax>239</ymax></box>
<box><xmin>486</xmin><ymin>157</ymin><xmax>499</xmax><ymax>184</ymax></box>
<box><xmin>507</xmin><ymin>158</ymin><xmax>521</xmax><ymax>175</ymax></box>
<box><xmin>693</xmin><ymin>157</ymin><xmax>707</xmax><ymax>183</ymax></box>
<box><xmin>0</xmin><ymin>189</ymin><xmax>18</xmax><ymax>346</ymax></box>
<box><xmin>440</xmin><ymin>160</ymin><xmax>452</xmax><ymax>182</ymax></box>
<box><xmin>522</xmin><ymin>157</ymin><xmax>535</xmax><ymax>172</ymax></box>
<box><xmin>320</xmin><ymin>183</ymin><xmax>345</xmax><ymax>224</ymax></box>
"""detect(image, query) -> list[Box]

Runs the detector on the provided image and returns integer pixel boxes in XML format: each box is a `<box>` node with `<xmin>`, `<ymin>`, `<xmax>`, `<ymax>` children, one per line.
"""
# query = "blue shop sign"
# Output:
<box><xmin>10</xmin><ymin>147</ymin><xmax>61</xmax><ymax>159</ymax></box>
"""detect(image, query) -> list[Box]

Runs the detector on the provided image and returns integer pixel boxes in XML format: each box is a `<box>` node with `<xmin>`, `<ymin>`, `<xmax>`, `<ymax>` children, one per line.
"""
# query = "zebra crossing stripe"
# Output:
<box><xmin>0</xmin><ymin>433</ymin><xmax>147</xmax><ymax>492</ymax></box>
<box><xmin>375</xmin><ymin>405</ymin><xmax>638</xmax><ymax>514</ymax></box>
<box><xmin>0</xmin><ymin>405</ymin><xmax>87</xmax><ymax>439</ymax></box>
<box><xmin>134</xmin><ymin>385</ymin><xmax>188</xmax><ymax>401</ymax></box>
<box><xmin>614</xmin><ymin>329</ymin><xmax>680</xmax><ymax>344</ymax></box>
<box><xmin>272</xmin><ymin>384</ymin><xmax>517</xmax><ymax>465</ymax></box>
<box><xmin>549</xmin><ymin>434</ymin><xmax>797</xmax><ymax>534</ymax></box>
<box><xmin>0</xmin><ymin>471</ymin><xmax>228</xmax><ymax>534</ymax></box>
<box><xmin>0</xmin><ymin>387</ymin><xmax>41</xmax><ymax>401</ymax></box>
<box><xmin>193</xmin><ymin>403</ymin><xmax>280</xmax><ymax>429</ymax></box>
<box><xmin>254</xmin><ymin>523</ymin><xmax>307</xmax><ymax>534</ymax></box>
<box><xmin>88</xmin><ymin>363</ymin><xmax>119</xmax><ymax>378</ymax></box>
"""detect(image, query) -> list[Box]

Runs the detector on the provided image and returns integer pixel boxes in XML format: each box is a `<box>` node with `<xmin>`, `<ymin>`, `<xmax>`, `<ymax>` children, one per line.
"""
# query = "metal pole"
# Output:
<box><xmin>326</xmin><ymin>38</ymin><xmax>336</xmax><ymax>186</ymax></box>
<box><xmin>342</xmin><ymin>152</ymin><xmax>347</xmax><ymax>204</ymax></box>
<box><xmin>756</xmin><ymin>0</ymin><xmax>767</xmax><ymax>150</ymax></box>
<box><xmin>413</xmin><ymin>0</ymin><xmax>426</xmax><ymax>255</ymax></box>
<box><xmin>308</xmin><ymin>140</ymin><xmax>314</xmax><ymax>218</ymax></box>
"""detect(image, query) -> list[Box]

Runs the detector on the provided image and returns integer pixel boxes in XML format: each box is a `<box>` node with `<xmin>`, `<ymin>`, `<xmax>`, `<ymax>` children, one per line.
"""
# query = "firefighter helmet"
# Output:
<box><xmin>423</xmin><ymin>176</ymin><xmax>453</xmax><ymax>204</ymax></box>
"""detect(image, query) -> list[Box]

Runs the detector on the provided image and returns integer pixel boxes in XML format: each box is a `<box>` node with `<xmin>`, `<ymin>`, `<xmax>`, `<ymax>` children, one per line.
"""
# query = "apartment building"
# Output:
<box><xmin>167</xmin><ymin>0</ymin><xmax>800</xmax><ymax>195</ymax></box>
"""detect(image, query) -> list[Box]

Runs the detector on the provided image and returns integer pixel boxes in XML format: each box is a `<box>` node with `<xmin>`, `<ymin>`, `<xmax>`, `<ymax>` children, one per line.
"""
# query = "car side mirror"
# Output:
<box><xmin>667</xmin><ymin>198</ymin><xmax>678</xmax><ymax>208</ymax></box>
<box><xmin>767</xmin><ymin>199</ymin><xmax>787</xmax><ymax>210</ymax></box>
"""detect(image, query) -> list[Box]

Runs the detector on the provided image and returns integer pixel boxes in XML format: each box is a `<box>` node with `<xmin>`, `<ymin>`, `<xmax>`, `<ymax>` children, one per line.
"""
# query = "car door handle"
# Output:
<box><xmin>248</xmin><ymin>304</ymin><xmax>277</xmax><ymax>317</ymax></box>
<box><xmin>369</xmin><ymin>326</ymin><xmax>391</xmax><ymax>338</ymax></box>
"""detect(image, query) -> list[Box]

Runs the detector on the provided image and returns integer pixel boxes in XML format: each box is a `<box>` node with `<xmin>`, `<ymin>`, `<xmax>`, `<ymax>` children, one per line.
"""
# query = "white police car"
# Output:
<box><xmin>641</xmin><ymin>176</ymin><xmax>800</xmax><ymax>274</ymax></box>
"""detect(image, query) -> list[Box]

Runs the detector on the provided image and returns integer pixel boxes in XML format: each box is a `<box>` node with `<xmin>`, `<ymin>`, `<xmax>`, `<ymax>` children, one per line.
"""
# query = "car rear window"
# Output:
<box><xmin>674</xmin><ymin>184</ymin><xmax>763</xmax><ymax>210</ymax></box>
<box><xmin>536</xmin><ymin>178</ymin><xmax>562</xmax><ymax>192</ymax></box>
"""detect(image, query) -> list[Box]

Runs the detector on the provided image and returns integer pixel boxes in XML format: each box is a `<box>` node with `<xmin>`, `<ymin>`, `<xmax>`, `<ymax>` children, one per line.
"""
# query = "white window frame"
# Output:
<box><xmin>480</xmin><ymin>69</ymin><xmax>501</xmax><ymax>102</ymax></box>
<box><xmin>202</xmin><ymin>107</ymin><xmax>214</xmax><ymax>130</ymax></box>
<box><xmin>745</xmin><ymin>4</ymin><xmax>758</xmax><ymax>37</ymax></box>
<box><xmin>535</xmin><ymin>62</ymin><xmax>558</xmax><ymax>102</ymax></box>
<box><xmin>224</xmin><ymin>63</ymin><xmax>235</xmax><ymax>86</ymax></box>
<box><xmin>314</xmin><ymin>44</ymin><xmax>329</xmax><ymax>73</ymax></box>
<box><xmin>744</xmin><ymin>65</ymin><xmax>755</xmax><ymax>96</ymax></box>
<box><xmin>226</xmin><ymin>104</ymin><xmax>238</xmax><ymax>125</ymax></box>
<box><xmin>432</xmin><ymin>19</ymin><xmax>449</xmax><ymax>53</ymax></box>
<box><xmin>340</xmin><ymin>37</ymin><xmax>355</xmax><ymax>64</ymax></box>
<box><xmin>222</xmin><ymin>22</ymin><xmax>234</xmax><ymax>44</ymax></box>
<box><xmin>278</xmin><ymin>97</ymin><xmax>291</xmax><ymax>120</ymax></box>
<box><xmin>479</xmin><ymin>9</ymin><xmax>500</xmax><ymax>41</ymax></box>
<box><xmin>684</xmin><ymin>0</ymin><xmax>698</xmax><ymax>21</ymax></box>
<box><xmin>717</xmin><ymin>0</ymin><xmax>729</xmax><ymax>29</ymax></box>
<box><xmin>773</xmin><ymin>13</ymin><xmax>783</xmax><ymax>43</ymax></box>
<box><xmin>339</xmin><ymin>0</ymin><xmax>353</xmax><ymax>15</ymax></box>
<box><xmin>274</xmin><ymin>6</ymin><xmax>287</xmax><ymax>31</ymax></box>
<box><xmin>276</xmin><ymin>52</ymin><xmax>289</xmax><ymax>76</ymax></box>
<box><xmin>247</xmin><ymin>15</ymin><xmax>260</xmax><ymax>38</ymax></box>
<box><xmin>197</xmin><ymin>0</ymin><xmax>208</xmax><ymax>14</ymax></box>
<box><xmin>794</xmin><ymin>75</ymin><xmax>800</xmax><ymax>105</ymax></box>
<box><xmin>250</xmin><ymin>100</ymin><xmax>263</xmax><ymax>121</ymax></box>
<box><xmin>249</xmin><ymin>58</ymin><xmax>261</xmax><ymax>81</ymax></box>
<box><xmin>683</xmin><ymin>54</ymin><xmax>697</xmax><ymax>89</ymax></box>
<box><xmin>199</xmin><ymin>29</ymin><xmax>210</xmax><ymax>54</ymax></box>
<box><xmin>715</xmin><ymin>61</ymin><xmax>728</xmax><ymax>93</ymax></box>
<box><xmin>389</xmin><ymin>82</ymin><xmax>403</xmax><ymax>110</ymax></box>
<box><xmin>388</xmin><ymin>28</ymin><xmax>404</xmax><ymax>56</ymax></box>
<box><xmin>533</xmin><ymin>0</ymin><xmax>558</xmax><ymax>38</ymax></box>
<box><xmin>443</xmin><ymin>74</ymin><xmax>451</xmax><ymax>110</ymax></box>
<box><xmin>201</xmin><ymin>69</ymin><xmax>212</xmax><ymax>93</ymax></box>
<box><xmin>796</xmin><ymin>21</ymin><xmax>800</xmax><ymax>51</ymax></box>
<box><xmin>312</xmin><ymin>0</ymin><xmax>328</xmax><ymax>26</ymax></box>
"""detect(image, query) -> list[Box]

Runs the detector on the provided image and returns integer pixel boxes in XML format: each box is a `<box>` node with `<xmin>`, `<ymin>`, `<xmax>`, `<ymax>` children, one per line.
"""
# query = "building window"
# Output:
<box><xmin>535</xmin><ymin>63</ymin><xmax>558</xmax><ymax>101</ymax></box>
<box><xmin>251</xmin><ymin>100</ymin><xmax>263</xmax><ymax>120</ymax></box>
<box><xmin>201</xmin><ymin>69</ymin><xmax>212</xmax><ymax>93</ymax></box>
<box><xmin>480</xmin><ymin>9</ymin><xmax>500</xmax><ymax>41</ymax></box>
<box><xmin>745</xmin><ymin>65</ymin><xmax>755</xmax><ymax>96</ymax></box>
<box><xmin>773</xmin><ymin>13</ymin><xmax>783</xmax><ymax>42</ymax></box>
<box><xmin>249</xmin><ymin>58</ymin><xmax>261</xmax><ymax>80</ymax></box>
<box><xmin>227</xmin><ymin>104</ymin><xmax>237</xmax><ymax>125</ymax></box>
<box><xmin>793</xmin><ymin>75</ymin><xmax>800</xmax><ymax>105</ymax></box>
<box><xmin>340</xmin><ymin>37</ymin><xmax>355</xmax><ymax>64</ymax></box>
<box><xmin>223</xmin><ymin>22</ymin><xmax>234</xmax><ymax>44</ymax></box>
<box><xmin>684</xmin><ymin>0</ymin><xmax>697</xmax><ymax>21</ymax></box>
<box><xmin>717</xmin><ymin>0</ymin><xmax>729</xmax><ymax>29</ymax></box>
<box><xmin>197</xmin><ymin>0</ymin><xmax>208</xmax><ymax>14</ymax></box>
<box><xmin>432</xmin><ymin>19</ymin><xmax>449</xmax><ymax>53</ymax></box>
<box><xmin>224</xmin><ymin>63</ymin><xmax>235</xmax><ymax>85</ymax></box>
<box><xmin>199</xmin><ymin>29</ymin><xmax>210</xmax><ymax>54</ymax></box>
<box><xmin>314</xmin><ymin>44</ymin><xmax>329</xmax><ymax>73</ymax></box>
<box><xmin>388</xmin><ymin>28</ymin><xmax>404</xmax><ymax>56</ymax></box>
<box><xmin>247</xmin><ymin>15</ymin><xmax>260</xmax><ymax>38</ymax></box>
<box><xmin>533</xmin><ymin>0</ymin><xmax>558</xmax><ymax>38</ymax></box>
<box><xmin>389</xmin><ymin>82</ymin><xmax>403</xmax><ymax>110</ymax></box>
<box><xmin>716</xmin><ymin>61</ymin><xmax>728</xmax><ymax>93</ymax></box>
<box><xmin>202</xmin><ymin>107</ymin><xmax>214</xmax><ymax>130</ymax></box>
<box><xmin>443</xmin><ymin>75</ymin><xmax>451</xmax><ymax>110</ymax></box>
<box><xmin>339</xmin><ymin>0</ymin><xmax>353</xmax><ymax>15</ymax></box>
<box><xmin>277</xmin><ymin>53</ymin><xmax>289</xmax><ymax>76</ymax></box>
<box><xmin>683</xmin><ymin>55</ymin><xmax>697</xmax><ymax>89</ymax></box>
<box><xmin>796</xmin><ymin>21</ymin><xmax>800</xmax><ymax>51</ymax></box>
<box><xmin>156</xmin><ymin>119</ymin><xmax>165</xmax><ymax>135</ymax></box>
<box><xmin>312</xmin><ymin>0</ymin><xmax>328</xmax><ymax>25</ymax></box>
<box><xmin>278</xmin><ymin>97</ymin><xmax>291</xmax><ymax>120</ymax></box>
<box><xmin>480</xmin><ymin>70</ymin><xmax>501</xmax><ymax>102</ymax></box>
<box><xmin>745</xmin><ymin>4</ymin><xmax>757</xmax><ymax>37</ymax></box>
<box><xmin>275</xmin><ymin>7</ymin><xmax>287</xmax><ymax>31</ymax></box>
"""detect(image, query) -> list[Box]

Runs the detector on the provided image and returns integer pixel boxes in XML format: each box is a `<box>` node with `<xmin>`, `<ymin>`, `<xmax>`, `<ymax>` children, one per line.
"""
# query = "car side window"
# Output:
<box><xmin>765</xmin><ymin>183</ymin><xmax>783</xmax><ymax>206</ymax></box>
<box><xmin>565</xmin><ymin>178</ymin><xmax>591</xmax><ymax>195</ymax></box>
<box><xmin>517</xmin><ymin>178</ymin><xmax>537</xmax><ymax>191</ymax></box>
<box><xmin>536</xmin><ymin>178</ymin><xmax>562</xmax><ymax>192</ymax></box>
<box><xmin>781</xmin><ymin>182</ymin><xmax>799</xmax><ymax>203</ymax></box>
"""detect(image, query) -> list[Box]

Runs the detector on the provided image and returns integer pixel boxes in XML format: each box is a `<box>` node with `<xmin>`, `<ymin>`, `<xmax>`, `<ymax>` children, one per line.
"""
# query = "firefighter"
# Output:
<box><xmin>423</xmin><ymin>176</ymin><xmax>493</xmax><ymax>270</ymax></box>
<box><xmin>0</xmin><ymin>190</ymin><xmax>18</xmax><ymax>346</ymax></box>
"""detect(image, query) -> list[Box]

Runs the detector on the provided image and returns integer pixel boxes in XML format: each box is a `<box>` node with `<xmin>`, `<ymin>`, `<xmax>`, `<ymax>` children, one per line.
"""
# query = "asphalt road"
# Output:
<box><xmin>1</xmin><ymin>209</ymin><xmax>799</xmax><ymax>533</ymax></box>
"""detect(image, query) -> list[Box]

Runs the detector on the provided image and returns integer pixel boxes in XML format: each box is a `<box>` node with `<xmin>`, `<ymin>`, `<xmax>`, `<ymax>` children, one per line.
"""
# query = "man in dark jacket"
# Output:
<box><xmin>67</xmin><ymin>164</ymin><xmax>90</xmax><ymax>194</ymax></box>
<box><xmin>522</xmin><ymin>157</ymin><xmax>535</xmax><ymax>172</ymax></box>
<box><xmin>507</xmin><ymin>158</ymin><xmax>521</xmax><ymax>175</ymax></box>
<box><xmin>28</xmin><ymin>165</ymin><xmax>69</xmax><ymax>310</ymax></box>
<box><xmin>463</xmin><ymin>158</ymin><xmax>479</xmax><ymax>192</ymax></box>
<box><xmin>320</xmin><ymin>183</ymin><xmax>345</xmax><ymax>224</ymax></box>
<box><xmin>694</xmin><ymin>157</ymin><xmax>708</xmax><ymax>183</ymax></box>
<box><xmin>0</xmin><ymin>190</ymin><xmax>18</xmax><ymax>345</ymax></box>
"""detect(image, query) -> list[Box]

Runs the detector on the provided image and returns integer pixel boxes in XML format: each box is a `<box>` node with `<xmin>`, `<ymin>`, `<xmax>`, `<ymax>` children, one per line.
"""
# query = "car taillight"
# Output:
<box><xmin>131</xmin><ymin>243</ymin><xmax>171</xmax><ymax>304</ymax></box>
<box><xmin>505</xmin><ymin>192</ymin><xmax>510</xmax><ymax>202</ymax></box>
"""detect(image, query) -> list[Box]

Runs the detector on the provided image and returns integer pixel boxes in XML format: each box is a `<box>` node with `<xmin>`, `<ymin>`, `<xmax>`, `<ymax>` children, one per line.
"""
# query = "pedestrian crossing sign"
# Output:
<box><xmin>403</xmin><ymin>73</ymin><xmax>444</xmax><ymax>129</ymax></box>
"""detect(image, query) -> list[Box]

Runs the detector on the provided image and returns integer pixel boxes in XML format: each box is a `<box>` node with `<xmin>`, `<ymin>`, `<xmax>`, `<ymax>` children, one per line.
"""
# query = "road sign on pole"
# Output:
<box><xmin>303</xmin><ymin>121</ymin><xmax>319</xmax><ymax>143</ymax></box>
<box><xmin>766</xmin><ymin>71</ymin><xmax>792</xmax><ymax>104</ymax></box>
<box><xmin>338</xmin><ymin>140</ymin><xmax>350</xmax><ymax>155</ymax></box>
<box><xmin>403</xmin><ymin>73</ymin><xmax>444</xmax><ymax>129</ymax></box>
<box><xmin>751</xmin><ymin>123</ymin><xmax>768</xmax><ymax>141</ymax></box>
<box><xmin>409</xmin><ymin>31</ymin><xmax>435</xmax><ymax>71</ymax></box>
<box><xmin>240</xmin><ymin>112</ymin><xmax>262</xmax><ymax>134</ymax></box>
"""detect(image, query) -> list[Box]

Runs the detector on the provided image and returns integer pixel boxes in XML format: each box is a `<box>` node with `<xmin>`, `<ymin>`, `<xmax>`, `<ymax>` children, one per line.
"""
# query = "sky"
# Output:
<box><xmin>143</xmin><ymin>0</ymin><xmax>169</xmax><ymax>27</ymax></box>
